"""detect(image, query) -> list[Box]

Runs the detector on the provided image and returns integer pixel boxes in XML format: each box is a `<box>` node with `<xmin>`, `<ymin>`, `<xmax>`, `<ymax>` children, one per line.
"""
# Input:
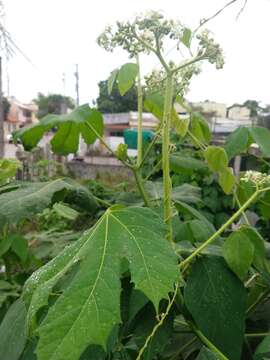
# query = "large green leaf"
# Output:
<box><xmin>23</xmin><ymin>207</ymin><xmax>178</xmax><ymax>360</ymax></box>
<box><xmin>224</xmin><ymin>127</ymin><xmax>250</xmax><ymax>159</ymax></box>
<box><xmin>175</xmin><ymin>201</ymin><xmax>216</xmax><ymax>234</ymax></box>
<box><xmin>249</xmin><ymin>127</ymin><xmax>270</xmax><ymax>157</ymax></box>
<box><xmin>204</xmin><ymin>146</ymin><xmax>228</xmax><ymax>172</ymax></box>
<box><xmin>144</xmin><ymin>92</ymin><xmax>179</xmax><ymax>124</ymax></box>
<box><xmin>14</xmin><ymin>105</ymin><xmax>104</xmax><ymax>155</ymax></box>
<box><xmin>170</xmin><ymin>154</ymin><xmax>208</xmax><ymax>175</ymax></box>
<box><xmin>145</xmin><ymin>181</ymin><xmax>201</xmax><ymax>204</ymax></box>
<box><xmin>0</xmin><ymin>178</ymin><xmax>97</xmax><ymax>228</ymax></box>
<box><xmin>184</xmin><ymin>257</ymin><xmax>247</xmax><ymax>360</ymax></box>
<box><xmin>223</xmin><ymin>231</ymin><xmax>254</xmax><ymax>279</ymax></box>
<box><xmin>0</xmin><ymin>159</ymin><xmax>21</xmax><ymax>185</ymax></box>
<box><xmin>117</xmin><ymin>63</ymin><xmax>139</xmax><ymax>96</ymax></box>
<box><xmin>0</xmin><ymin>299</ymin><xmax>27</xmax><ymax>360</ymax></box>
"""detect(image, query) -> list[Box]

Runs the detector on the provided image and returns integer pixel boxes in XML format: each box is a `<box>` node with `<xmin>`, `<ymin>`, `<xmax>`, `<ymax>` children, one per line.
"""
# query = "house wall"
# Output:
<box><xmin>192</xmin><ymin>101</ymin><xmax>227</xmax><ymax>118</ymax></box>
<box><xmin>227</xmin><ymin>106</ymin><xmax>250</xmax><ymax>120</ymax></box>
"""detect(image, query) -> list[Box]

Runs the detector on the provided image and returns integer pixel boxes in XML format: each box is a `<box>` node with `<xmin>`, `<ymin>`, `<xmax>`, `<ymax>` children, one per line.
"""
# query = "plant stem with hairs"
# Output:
<box><xmin>136</xmin><ymin>54</ymin><xmax>143</xmax><ymax>166</ymax></box>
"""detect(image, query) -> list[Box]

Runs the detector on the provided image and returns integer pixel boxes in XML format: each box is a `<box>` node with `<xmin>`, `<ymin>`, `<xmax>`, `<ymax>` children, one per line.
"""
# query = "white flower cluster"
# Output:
<box><xmin>97</xmin><ymin>11</ymin><xmax>223</xmax><ymax>68</ymax></box>
<box><xmin>241</xmin><ymin>170</ymin><xmax>270</xmax><ymax>186</ymax></box>
<box><xmin>197</xmin><ymin>30</ymin><xmax>224</xmax><ymax>69</ymax></box>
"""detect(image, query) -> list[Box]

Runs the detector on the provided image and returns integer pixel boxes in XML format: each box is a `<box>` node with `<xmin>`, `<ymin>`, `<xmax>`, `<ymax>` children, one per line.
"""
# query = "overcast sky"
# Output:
<box><xmin>2</xmin><ymin>0</ymin><xmax>270</xmax><ymax>106</ymax></box>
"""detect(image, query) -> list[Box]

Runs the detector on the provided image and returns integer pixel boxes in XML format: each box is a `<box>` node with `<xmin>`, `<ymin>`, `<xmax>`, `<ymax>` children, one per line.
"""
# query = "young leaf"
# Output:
<box><xmin>174</xmin><ymin>117</ymin><xmax>190</xmax><ymax>137</ymax></box>
<box><xmin>223</xmin><ymin>231</ymin><xmax>254</xmax><ymax>279</ymax></box>
<box><xmin>239</xmin><ymin>226</ymin><xmax>266</xmax><ymax>271</ymax></box>
<box><xmin>181</xmin><ymin>27</ymin><xmax>192</xmax><ymax>48</ymax></box>
<box><xmin>184</xmin><ymin>257</ymin><xmax>247</xmax><ymax>360</ymax></box>
<box><xmin>0</xmin><ymin>159</ymin><xmax>21</xmax><ymax>185</ymax></box>
<box><xmin>0</xmin><ymin>235</ymin><xmax>14</xmax><ymax>256</ymax></box>
<box><xmin>218</xmin><ymin>167</ymin><xmax>235</xmax><ymax>194</ymax></box>
<box><xmin>190</xmin><ymin>113</ymin><xmax>211</xmax><ymax>145</ymax></box>
<box><xmin>248</xmin><ymin>126</ymin><xmax>270</xmax><ymax>157</ymax></box>
<box><xmin>11</xmin><ymin>234</ymin><xmax>29</xmax><ymax>262</ymax></box>
<box><xmin>0</xmin><ymin>299</ymin><xmax>27</xmax><ymax>360</ymax></box>
<box><xmin>115</xmin><ymin>143</ymin><xmax>128</xmax><ymax>161</ymax></box>
<box><xmin>107</xmin><ymin>68</ymin><xmax>118</xmax><ymax>95</ymax></box>
<box><xmin>53</xmin><ymin>203</ymin><xmax>79</xmax><ymax>220</ymax></box>
<box><xmin>14</xmin><ymin>105</ymin><xmax>104</xmax><ymax>155</ymax></box>
<box><xmin>224</xmin><ymin>127</ymin><xmax>250</xmax><ymax>159</ymax></box>
<box><xmin>117</xmin><ymin>63</ymin><xmax>139</xmax><ymax>96</ymax></box>
<box><xmin>24</xmin><ymin>207</ymin><xmax>178</xmax><ymax>360</ymax></box>
<box><xmin>204</xmin><ymin>146</ymin><xmax>228</xmax><ymax>172</ymax></box>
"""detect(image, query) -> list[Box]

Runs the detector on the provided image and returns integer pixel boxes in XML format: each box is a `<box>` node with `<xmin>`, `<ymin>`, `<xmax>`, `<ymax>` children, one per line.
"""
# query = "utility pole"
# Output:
<box><xmin>74</xmin><ymin>64</ymin><xmax>79</xmax><ymax>106</ymax></box>
<box><xmin>0</xmin><ymin>56</ymin><xmax>4</xmax><ymax>158</ymax></box>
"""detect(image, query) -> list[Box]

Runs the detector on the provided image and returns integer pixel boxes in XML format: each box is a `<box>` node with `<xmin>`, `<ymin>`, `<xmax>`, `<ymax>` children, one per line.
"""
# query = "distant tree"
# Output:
<box><xmin>96</xmin><ymin>80</ymin><xmax>139</xmax><ymax>113</ymax></box>
<box><xmin>34</xmin><ymin>93</ymin><xmax>75</xmax><ymax>119</ymax></box>
<box><xmin>243</xmin><ymin>100</ymin><xmax>264</xmax><ymax>117</ymax></box>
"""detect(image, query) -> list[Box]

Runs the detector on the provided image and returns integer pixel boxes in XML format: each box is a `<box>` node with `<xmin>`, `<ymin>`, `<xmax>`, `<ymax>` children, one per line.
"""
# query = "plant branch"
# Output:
<box><xmin>84</xmin><ymin>122</ymin><xmax>133</xmax><ymax>169</ymax></box>
<box><xmin>136</xmin><ymin>284</ymin><xmax>178</xmax><ymax>360</ymax></box>
<box><xmin>132</xmin><ymin>168</ymin><xmax>151</xmax><ymax>207</ymax></box>
<box><xmin>93</xmin><ymin>196</ymin><xmax>111</xmax><ymax>208</ymax></box>
<box><xmin>179</xmin><ymin>189</ymin><xmax>259</xmax><ymax>270</ymax></box>
<box><xmin>236</xmin><ymin>0</ymin><xmax>248</xmax><ymax>20</ymax></box>
<box><xmin>172</xmin><ymin>55</ymin><xmax>205</xmax><ymax>75</ymax></box>
<box><xmin>144</xmin><ymin>158</ymin><xmax>162</xmax><ymax>182</ymax></box>
<box><xmin>162</xmin><ymin>73</ymin><xmax>174</xmax><ymax>243</ymax></box>
<box><xmin>194</xmin><ymin>0</ymin><xmax>240</xmax><ymax>34</ymax></box>
<box><xmin>234</xmin><ymin>191</ymin><xmax>250</xmax><ymax>225</ymax></box>
<box><xmin>188</xmin><ymin>321</ymin><xmax>229</xmax><ymax>360</ymax></box>
<box><xmin>137</xmin><ymin>130</ymin><xmax>161</xmax><ymax>170</ymax></box>
<box><xmin>136</xmin><ymin>54</ymin><xmax>143</xmax><ymax>166</ymax></box>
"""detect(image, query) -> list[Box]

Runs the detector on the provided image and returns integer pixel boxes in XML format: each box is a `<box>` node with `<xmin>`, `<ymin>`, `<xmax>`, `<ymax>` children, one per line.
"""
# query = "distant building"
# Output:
<box><xmin>191</xmin><ymin>101</ymin><xmax>227</xmax><ymax>118</ymax></box>
<box><xmin>80</xmin><ymin>112</ymin><xmax>158</xmax><ymax>157</ymax></box>
<box><xmin>227</xmin><ymin>104</ymin><xmax>251</xmax><ymax>120</ymax></box>
<box><xmin>4</xmin><ymin>97</ymin><xmax>38</xmax><ymax>140</ymax></box>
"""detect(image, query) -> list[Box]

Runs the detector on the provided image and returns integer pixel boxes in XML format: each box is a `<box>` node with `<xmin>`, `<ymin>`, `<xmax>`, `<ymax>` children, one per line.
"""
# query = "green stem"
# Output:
<box><xmin>172</xmin><ymin>55</ymin><xmax>205</xmax><ymax>74</ymax></box>
<box><xmin>136</xmin><ymin>54</ymin><xmax>143</xmax><ymax>166</ymax></box>
<box><xmin>132</xmin><ymin>168</ymin><xmax>151</xmax><ymax>207</ymax></box>
<box><xmin>246</xmin><ymin>332</ymin><xmax>270</xmax><ymax>338</ymax></box>
<box><xmin>162</xmin><ymin>72</ymin><xmax>174</xmax><ymax>243</ymax></box>
<box><xmin>180</xmin><ymin>189</ymin><xmax>259</xmax><ymax>270</ymax></box>
<box><xmin>234</xmin><ymin>191</ymin><xmax>250</xmax><ymax>225</ymax></box>
<box><xmin>144</xmin><ymin>158</ymin><xmax>162</xmax><ymax>182</ymax></box>
<box><xmin>246</xmin><ymin>288</ymin><xmax>270</xmax><ymax>315</ymax></box>
<box><xmin>137</xmin><ymin>130</ymin><xmax>161</xmax><ymax>170</ymax></box>
<box><xmin>188</xmin><ymin>321</ymin><xmax>229</xmax><ymax>360</ymax></box>
<box><xmin>136</xmin><ymin>284</ymin><xmax>178</xmax><ymax>360</ymax></box>
<box><xmin>93</xmin><ymin>196</ymin><xmax>111</xmax><ymax>208</ymax></box>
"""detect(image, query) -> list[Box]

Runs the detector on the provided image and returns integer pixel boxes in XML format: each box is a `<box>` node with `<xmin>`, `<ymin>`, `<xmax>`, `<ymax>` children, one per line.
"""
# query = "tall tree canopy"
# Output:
<box><xmin>34</xmin><ymin>93</ymin><xmax>75</xmax><ymax>119</ymax></box>
<box><xmin>96</xmin><ymin>80</ymin><xmax>139</xmax><ymax>113</ymax></box>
